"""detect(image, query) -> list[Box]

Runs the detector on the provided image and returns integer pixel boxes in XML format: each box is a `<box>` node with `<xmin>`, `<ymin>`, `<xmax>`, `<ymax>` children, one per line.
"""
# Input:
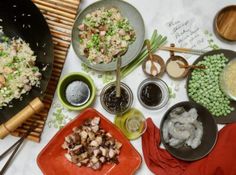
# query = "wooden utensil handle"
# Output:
<box><xmin>0</xmin><ymin>97</ymin><xmax>44</xmax><ymax>139</ymax></box>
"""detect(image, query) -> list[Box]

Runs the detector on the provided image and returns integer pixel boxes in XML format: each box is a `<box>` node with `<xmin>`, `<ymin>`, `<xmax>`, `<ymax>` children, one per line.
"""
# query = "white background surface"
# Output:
<box><xmin>0</xmin><ymin>0</ymin><xmax>236</xmax><ymax>175</ymax></box>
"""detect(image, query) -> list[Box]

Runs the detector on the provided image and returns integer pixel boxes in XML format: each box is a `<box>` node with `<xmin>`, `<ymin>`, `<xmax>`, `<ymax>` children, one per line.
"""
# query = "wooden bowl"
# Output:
<box><xmin>215</xmin><ymin>5</ymin><xmax>236</xmax><ymax>41</ymax></box>
<box><xmin>166</xmin><ymin>56</ymin><xmax>189</xmax><ymax>79</ymax></box>
<box><xmin>142</xmin><ymin>54</ymin><xmax>165</xmax><ymax>78</ymax></box>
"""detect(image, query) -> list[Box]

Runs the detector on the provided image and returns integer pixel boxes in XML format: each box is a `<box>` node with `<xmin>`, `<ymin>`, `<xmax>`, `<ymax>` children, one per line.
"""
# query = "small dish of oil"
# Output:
<box><xmin>114</xmin><ymin>108</ymin><xmax>147</xmax><ymax>140</ymax></box>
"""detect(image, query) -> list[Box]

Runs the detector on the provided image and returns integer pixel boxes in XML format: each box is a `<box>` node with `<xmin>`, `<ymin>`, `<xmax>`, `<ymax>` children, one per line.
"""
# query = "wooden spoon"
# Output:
<box><xmin>146</xmin><ymin>40</ymin><xmax>158</xmax><ymax>76</ymax></box>
<box><xmin>177</xmin><ymin>62</ymin><xmax>206</xmax><ymax>69</ymax></box>
<box><xmin>116</xmin><ymin>50</ymin><xmax>126</xmax><ymax>97</ymax></box>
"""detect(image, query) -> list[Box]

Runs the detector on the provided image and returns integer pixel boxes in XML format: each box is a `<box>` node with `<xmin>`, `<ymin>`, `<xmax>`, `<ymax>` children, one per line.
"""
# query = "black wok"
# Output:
<box><xmin>0</xmin><ymin>0</ymin><xmax>53</xmax><ymax>124</ymax></box>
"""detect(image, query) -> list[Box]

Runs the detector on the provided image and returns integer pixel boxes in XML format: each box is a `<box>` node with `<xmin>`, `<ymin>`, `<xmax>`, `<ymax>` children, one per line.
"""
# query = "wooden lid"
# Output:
<box><xmin>215</xmin><ymin>5</ymin><xmax>236</xmax><ymax>41</ymax></box>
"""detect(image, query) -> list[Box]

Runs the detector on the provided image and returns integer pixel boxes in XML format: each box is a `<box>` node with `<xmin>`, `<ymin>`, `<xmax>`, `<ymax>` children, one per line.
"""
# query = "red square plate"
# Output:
<box><xmin>37</xmin><ymin>108</ymin><xmax>142</xmax><ymax>175</ymax></box>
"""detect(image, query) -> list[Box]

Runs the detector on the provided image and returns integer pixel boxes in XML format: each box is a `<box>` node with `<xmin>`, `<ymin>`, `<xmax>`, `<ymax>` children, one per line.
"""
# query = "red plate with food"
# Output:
<box><xmin>37</xmin><ymin>108</ymin><xmax>141</xmax><ymax>175</ymax></box>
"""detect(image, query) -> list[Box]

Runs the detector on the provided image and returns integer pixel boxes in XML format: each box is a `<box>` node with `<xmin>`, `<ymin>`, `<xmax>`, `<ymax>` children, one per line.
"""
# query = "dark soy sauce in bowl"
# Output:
<box><xmin>104</xmin><ymin>86</ymin><xmax>129</xmax><ymax>113</ymax></box>
<box><xmin>137</xmin><ymin>78</ymin><xmax>169</xmax><ymax>110</ymax></box>
<box><xmin>140</xmin><ymin>83</ymin><xmax>162</xmax><ymax>106</ymax></box>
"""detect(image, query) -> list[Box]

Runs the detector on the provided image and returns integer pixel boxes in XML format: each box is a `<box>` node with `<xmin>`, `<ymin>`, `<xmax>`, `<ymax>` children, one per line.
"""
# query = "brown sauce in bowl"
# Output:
<box><xmin>140</xmin><ymin>83</ymin><xmax>162</xmax><ymax>106</ymax></box>
<box><xmin>103</xmin><ymin>85</ymin><xmax>129</xmax><ymax>113</ymax></box>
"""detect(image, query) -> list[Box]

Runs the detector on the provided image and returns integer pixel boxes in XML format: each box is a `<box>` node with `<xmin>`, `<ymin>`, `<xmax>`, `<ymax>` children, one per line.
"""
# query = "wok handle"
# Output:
<box><xmin>0</xmin><ymin>97</ymin><xmax>44</xmax><ymax>139</ymax></box>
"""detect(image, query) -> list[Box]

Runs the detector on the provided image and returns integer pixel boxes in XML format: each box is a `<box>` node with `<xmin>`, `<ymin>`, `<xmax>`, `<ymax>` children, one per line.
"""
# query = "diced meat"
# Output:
<box><xmin>100</xmin><ymin>147</ymin><xmax>108</xmax><ymax>157</ymax></box>
<box><xmin>99</xmin><ymin>157</ymin><xmax>106</xmax><ymax>163</ymax></box>
<box><xmin>91</xmin><ymin>117</ymin><xmax>100</xmax><ymax>126</ymax></box>
<box><xmin>93</xmin><ymin>149</ymin><xmax>101</xmax><ymax>157</ymax></box>
<box><xmin>3</xmin><ymin>67</ymin><xmax>13</xmax><ymax>74</ymax></box>
<box><xmin>99</xmin><ymin>31</ymin><xmax>106</xmax><ymax>36</ymax></box>
<box><xmin>108</xmin><ymin>149</ymin><xmax>116</xmax><ymax>158</ymax></box>
<box><xmin>118</xmin><ymin>29</ymin><xmax>126</xmax><ymax>36</ymax></box>
<box><xmin>80</xmin><ymin>159</ymin><xmax>89</xmax><ymax>165</ymax></box>
<box><xmin>114</xmin><ymin>141</ymin><xmax>122</xmax><ymax>149</ymax></box>
<box><xmin>80</xmin><ymin>131</ymin><xmax>88</xmax><ymax>140</ymax></box>
<box><xmin>95</xmin><ymin>136</ymin><xmax>102</xmax><ymax>145</ymax></box>
<box><xmin>0</xmin><ymin>75</ymin><xmax>6</xmax><ymax>88</ymax></box>
<box><xmin>78</xmin><ymin>24</ymin><xmax>85</xmax><ymax>31</ymax></box>
<box><xmin>88</xmin><ymin>131</ymin><xmax>95</xmax><ymax>140</ymax></box>
<box><xmin>91</xmin><ymin>125</ymin><xmax>99</xmax><ymax>132</ymax></box>
<box><xmin>23</xmin><ymin>84</ymin><xmax>31</xmax><ymax>91</ymax></box>
<box><xmin>62</xmin><ymin>117</ymin><xmax>122</xmax><ymax>171</ymax></box>
<box><xmin>91</xmin><ymin>156</ymin><xmax>99</xmax><ymax>164</ymax></box>
<box><xmin>90</xmin><ymin>140</ymin><xmax>99</xmax><ymax>147</ymax></box>
<box><xmin>65</xmin><ymin>153</ymin><xmax>72</xmax><ymax>162</ymax></box>
<box><xmin>92</xmin><ymin>162</ymin><xmax>102</xmax><ymax>170</ymax></box>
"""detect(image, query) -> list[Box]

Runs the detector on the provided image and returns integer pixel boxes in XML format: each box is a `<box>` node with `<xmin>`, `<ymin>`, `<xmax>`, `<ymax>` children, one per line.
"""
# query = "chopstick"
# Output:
<box><xmin>0</xmin><ymin>123</ymin><xmax>38</xmax><ymax>175</ymax></box>
<box><xmin>0</xmin><ymin>138</ymin><xmax>23</xmax><ymax>161</ymax></box>
<box><xmin>0</xmin><ymin>138</ymin><xmax>25</xmax><ymax>175</ymax></box>
<box><xmin>160</xmin><ymin>46</ymin><xmax>208</xmax><ymax>55</ymax></box>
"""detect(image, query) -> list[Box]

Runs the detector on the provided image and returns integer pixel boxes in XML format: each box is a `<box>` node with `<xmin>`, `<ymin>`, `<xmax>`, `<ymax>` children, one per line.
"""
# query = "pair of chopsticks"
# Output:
<box><xmin>0</xmin><ymin>123</ymin><xmax>37</xmax><ymax>175</ymax></box>
<box><xmin>160</xmin><ymin>46</ymin><xmax>208</xmax><ymax>55</ymax></box>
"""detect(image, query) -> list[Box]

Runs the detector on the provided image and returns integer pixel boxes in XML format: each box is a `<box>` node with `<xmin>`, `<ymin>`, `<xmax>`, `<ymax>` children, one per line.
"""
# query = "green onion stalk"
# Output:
<box><xmin>120</xmin><ymin>30</ymin><xmax>167</xmax><ymax>79</ymax></box>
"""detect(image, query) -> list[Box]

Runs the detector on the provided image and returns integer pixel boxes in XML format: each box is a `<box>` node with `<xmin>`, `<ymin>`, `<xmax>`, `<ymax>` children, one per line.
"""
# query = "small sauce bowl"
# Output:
<box><xmin>142</xmin><ymin>54</ymin><xmax>166</xmax><ymax>78</ymax></box>
<box><xmin>100</xmin><ymin>82</ymin><xmax>133</xmax><ymax>114</ymax></box>
<box><xmin>137</xmin><ymin>78</ymin><xmax>169</xmax><ymax>110</ymax></box>
<box><xmin>57</xmin><ymin>72</ymin><xmax>96</xmax><ymax>110</ymax></box>
<box><xmin>114</xmin><ymin>108</ymin><xmax>147</xmax><ymax>140</ymax></box>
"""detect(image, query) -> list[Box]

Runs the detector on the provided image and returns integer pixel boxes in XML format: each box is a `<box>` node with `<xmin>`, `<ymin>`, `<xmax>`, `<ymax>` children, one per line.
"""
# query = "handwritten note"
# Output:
<box><xmin>165</xmin><ymin>16</ymin><xmax>208</xmax><ymax>50</ymax></box>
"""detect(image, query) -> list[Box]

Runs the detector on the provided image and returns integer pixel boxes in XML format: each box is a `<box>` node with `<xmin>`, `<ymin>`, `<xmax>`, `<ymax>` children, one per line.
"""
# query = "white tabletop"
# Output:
<box><xmin>0</xmin><ymin>0</ymin><xmax>235</xmax><ymax>174</ymax></box>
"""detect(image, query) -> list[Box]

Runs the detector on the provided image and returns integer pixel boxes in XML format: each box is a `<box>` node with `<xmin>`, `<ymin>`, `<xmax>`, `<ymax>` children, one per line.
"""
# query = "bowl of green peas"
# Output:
<box><xmin>187</xmin><ymin>49</ymin><xmax>236</xmax><ymax>124</ymax></box>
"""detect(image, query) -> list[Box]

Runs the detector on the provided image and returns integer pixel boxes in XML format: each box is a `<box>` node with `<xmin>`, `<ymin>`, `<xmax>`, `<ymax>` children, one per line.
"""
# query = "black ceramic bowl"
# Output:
<box><xmin>160</xmin><ymin>101</ymin><xmax>218</xmax><ymax>161</ymax></box>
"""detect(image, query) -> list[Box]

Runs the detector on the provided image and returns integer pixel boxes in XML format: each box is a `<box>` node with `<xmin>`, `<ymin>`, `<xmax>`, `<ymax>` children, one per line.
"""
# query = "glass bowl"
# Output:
<box><xmin>114</xmin><ymin>108</ymin><xmax>147</xmax><ymax>140</ymax></box>
<box><xmin>137</xmin><ymin>78</ymin><xmax>169</xmax><ymax>110</ymax></box>
<box><xmin>100</xmin><ymin>82</ymin><xmax>133</xmax><ymax>114</ymax></box>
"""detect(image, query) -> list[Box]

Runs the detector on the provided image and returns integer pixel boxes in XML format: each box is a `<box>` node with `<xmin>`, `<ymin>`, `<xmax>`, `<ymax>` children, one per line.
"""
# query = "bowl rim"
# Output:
<box><xmin>57</xmin><ymin>72</ymin><xmax>96</xmax><ymax>111</ymax></box>
<box><xmin>71</xmin><ymin>0</ymin><xmax>145</xmax><ymax>71</ymax></box>
<box><xmin>160</xmin><ymin>101</ymin><xmax>218</xmax><ymax>161</ymax></box>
